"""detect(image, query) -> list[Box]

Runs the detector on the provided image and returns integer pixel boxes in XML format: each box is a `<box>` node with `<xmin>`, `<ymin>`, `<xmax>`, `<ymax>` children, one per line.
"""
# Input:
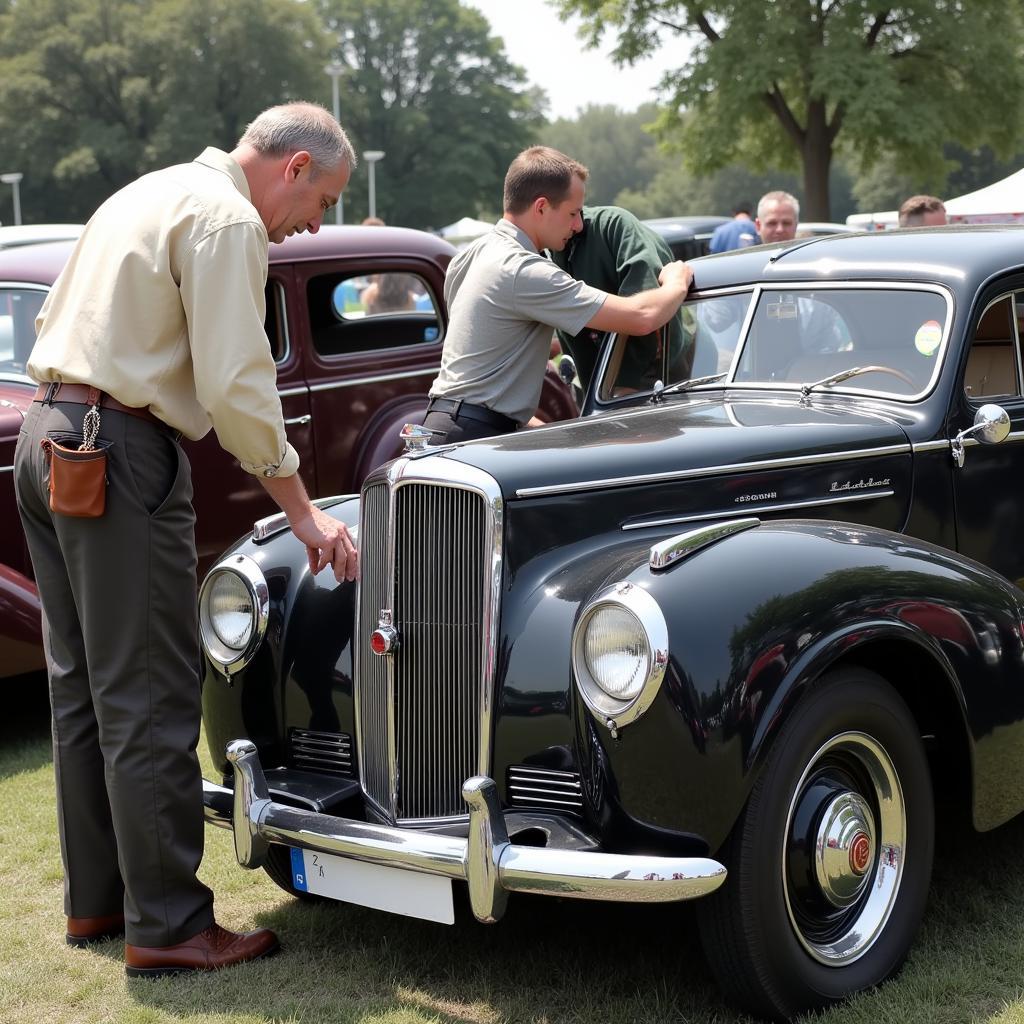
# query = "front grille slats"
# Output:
<box><xmin>508</xmin><ymin>766</ymin><xmax>584</xmax><ymax>813</ymax></box>
<box><xmin>356</xmin><ymin>472</ymin><xmax>494</xmax><ymax>824</ymax></box>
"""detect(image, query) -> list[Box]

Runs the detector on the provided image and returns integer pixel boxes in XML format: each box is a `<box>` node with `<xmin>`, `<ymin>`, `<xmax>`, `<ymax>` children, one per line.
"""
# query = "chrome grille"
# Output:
<box><xmin>289</xmin><ymin>729</ymin><xmax>354</xmax><ymax>776</ymax></box>
<box><xmin>508</xmin><ymin>766</ymin><xmax>584</xmax><ymax>813</ymax></box>
<box><xmin>356</xmin><ymin>463</ymin><xmax>501</xmax><ymax>824</ymax></box>
<box><xmin>357</xmin><ymin>482</ymin><xmax>391</xmax><ymax>812</ymax></box>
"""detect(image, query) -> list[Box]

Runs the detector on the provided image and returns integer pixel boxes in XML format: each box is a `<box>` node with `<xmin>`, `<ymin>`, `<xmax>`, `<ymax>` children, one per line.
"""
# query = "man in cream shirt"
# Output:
<box><xmin>15</xmin><ymin>102</ymin><xmax>357</xmax><ymax>976</ymax></box>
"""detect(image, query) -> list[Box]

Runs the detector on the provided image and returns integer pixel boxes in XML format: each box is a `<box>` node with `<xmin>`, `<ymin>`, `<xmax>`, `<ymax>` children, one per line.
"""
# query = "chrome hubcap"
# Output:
<box><xmin>783</xmin><ymin>731</ymin><xmax>906</xmax><ymax>966</ymax></box>
<box><xmin>813</xmin><ymin>792</ymin><xmax>875</xmax><ymax>907</ymax></box>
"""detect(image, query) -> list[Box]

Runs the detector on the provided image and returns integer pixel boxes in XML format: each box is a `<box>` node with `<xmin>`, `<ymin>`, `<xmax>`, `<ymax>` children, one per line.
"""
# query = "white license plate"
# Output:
<box><xmin>290</xmin><ymin>848</ymin><xmax>455</xmax><ymax>925</ymax></box>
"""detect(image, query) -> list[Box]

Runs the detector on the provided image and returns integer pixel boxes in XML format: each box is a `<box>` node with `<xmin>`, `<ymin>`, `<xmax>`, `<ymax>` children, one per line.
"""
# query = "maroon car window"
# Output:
<box><xmin>307</xmin><ymin>271</ymin><xmax>441</xmax><ymax>356</ymax></box>
<box><xmin>0</xmin><ymin>287</ymin><xmax>46</xmax><ymax>374</ymax></box>
<box><xmin>264</xmin><ymin>281</ymin><xmax>288</xmax><ymax>363</ymax></box>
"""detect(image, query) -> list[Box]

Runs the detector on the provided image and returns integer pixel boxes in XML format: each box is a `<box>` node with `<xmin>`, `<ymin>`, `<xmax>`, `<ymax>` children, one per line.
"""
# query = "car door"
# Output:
<box><xmin>950</xmin><ymin>287</ymin><xmax>1024</xmax><ymax>586</ymax></box>
<box><xmin>186</xmin><ymin>267</ymin><xmax>316</xmax><ymax>573</ymax></box>
<box><xmin>296</xmin><ymin>257</ymin><xmax>447</xmax><ymax>496</ymax></box>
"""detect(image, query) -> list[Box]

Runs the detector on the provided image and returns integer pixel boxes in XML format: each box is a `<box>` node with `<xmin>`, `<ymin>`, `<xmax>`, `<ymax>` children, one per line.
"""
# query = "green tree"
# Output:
<box><xmin>0</xmin><ymin>0</ymin><xmax>325</xmax><ymax>223</ymax></box>
<box><xmin>554</xmin><ymin>1</ymin><xmax>1024</xmax><ymax>220</ymax></box>
<box><xmin>541</xmin><ymin>102</ymin><xmax>670</xmax><ymax>205</ymax></box>
<box><xmin>317</xmin><ymin>0</ymin><xmax>542</xmax><ymax>228</ymax></box>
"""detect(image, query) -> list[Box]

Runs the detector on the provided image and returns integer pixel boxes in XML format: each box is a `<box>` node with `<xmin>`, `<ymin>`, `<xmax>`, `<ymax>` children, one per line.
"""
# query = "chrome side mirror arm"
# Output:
<box><xmin>952</xmin><ymin>404</ymin><xmax>1011</xmax><ymax>468</ymax></box>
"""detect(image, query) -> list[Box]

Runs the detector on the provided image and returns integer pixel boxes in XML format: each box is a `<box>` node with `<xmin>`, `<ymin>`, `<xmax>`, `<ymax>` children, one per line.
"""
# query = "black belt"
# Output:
<box><xmin>426</xmin><ymin>397</ymin><xmax>518</xmax><ymax>433</ymax></box>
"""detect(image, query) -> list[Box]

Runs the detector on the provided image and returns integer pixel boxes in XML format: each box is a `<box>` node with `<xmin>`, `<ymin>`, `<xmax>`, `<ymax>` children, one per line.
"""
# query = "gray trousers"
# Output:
<box><xmin>15</xmin><ymin>399</ymin><xmax>214</xmax><ymax>947</ymax></box>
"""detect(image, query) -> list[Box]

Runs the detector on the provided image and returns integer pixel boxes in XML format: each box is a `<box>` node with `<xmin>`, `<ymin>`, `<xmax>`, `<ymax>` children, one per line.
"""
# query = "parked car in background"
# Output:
<box><xmin>0</xmin><ymin>223</ymin><xmax>84</xmax><ymax>250</ymax></box>
<box><xmin>797</xmin><ymin>221</ymin><xmax>852</xmax><ymax>238</ymax></box>
<box><xmin>0</xmin><ymin>226</ymin><xmax>577</xmax><ymax>679</ymax></box>
<box><xmin>645</xmin><ymin>215</ymin><xmax>730</xmax><ymax>260</ymax></box>
<box><xmin>200</xmin><ymin>224</ymin><xmax>1024</xmax><ymax>1019</ymax></box>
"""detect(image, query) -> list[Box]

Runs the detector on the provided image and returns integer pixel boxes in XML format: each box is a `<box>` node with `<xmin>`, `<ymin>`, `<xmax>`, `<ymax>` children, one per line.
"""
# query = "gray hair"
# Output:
<box><xmin>239</xmin><ymin>102</ymin><xmax>356</xmax><ymax>176</ymax></box>
<box><xmin>758</xmin><ymin>190</ymin><xmax>800</xmax><ymax>221</ymax></box>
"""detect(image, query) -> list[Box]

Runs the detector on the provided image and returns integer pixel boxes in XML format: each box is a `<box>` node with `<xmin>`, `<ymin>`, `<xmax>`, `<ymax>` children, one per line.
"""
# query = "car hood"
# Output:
<box><xmin>438</xmin><ymin>395</ymin><xmax>912</xmax><ymax>501</ymax></box>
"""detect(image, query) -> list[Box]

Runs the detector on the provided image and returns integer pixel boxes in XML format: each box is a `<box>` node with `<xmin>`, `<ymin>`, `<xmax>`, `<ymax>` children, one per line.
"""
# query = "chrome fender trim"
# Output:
<box><xmin>205</xmin><ymin>740</ymin><xmax>727</xmax><ymax>923</ymax></box>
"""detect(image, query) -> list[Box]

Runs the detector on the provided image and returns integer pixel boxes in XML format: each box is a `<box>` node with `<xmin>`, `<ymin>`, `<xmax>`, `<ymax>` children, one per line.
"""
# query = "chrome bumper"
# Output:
<box><xmin>204</xmin><ymin>739</ymin><xmax>727</xmax><ymax>923</ymax></box>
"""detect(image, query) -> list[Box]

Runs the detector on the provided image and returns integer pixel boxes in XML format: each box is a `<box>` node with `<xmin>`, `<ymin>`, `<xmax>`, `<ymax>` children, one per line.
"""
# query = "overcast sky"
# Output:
<box><xmin>468</xmin><ymin>0</ymin><xmax>687</xmax><ymax>121</ymax></box>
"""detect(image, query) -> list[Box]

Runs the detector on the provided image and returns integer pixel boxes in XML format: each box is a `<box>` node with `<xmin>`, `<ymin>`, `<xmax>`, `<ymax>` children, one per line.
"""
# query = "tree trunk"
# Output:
<box><xmin>801</xmin><ymin>99</ymin><xmax>833</xmax><ymax>221</ymax></box>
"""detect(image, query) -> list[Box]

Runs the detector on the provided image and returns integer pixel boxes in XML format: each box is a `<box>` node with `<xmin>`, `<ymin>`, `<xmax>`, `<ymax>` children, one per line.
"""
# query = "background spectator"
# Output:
<box><xmin>899</xmin><ymin>195</ymin><xmax>947</xmax><ymax>227</ymax></box>
<box><xmin>709</xmin><ymin>202</ymin><xmax>760</xmax><ymax>253</ymax></box>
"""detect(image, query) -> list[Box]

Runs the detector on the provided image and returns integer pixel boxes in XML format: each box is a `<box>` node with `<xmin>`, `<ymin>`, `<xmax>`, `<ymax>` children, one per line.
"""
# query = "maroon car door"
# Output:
<box><xmin>296</xmin><ymin>256</ymin><xmax>447</xmax><ymax>496</ymax></box>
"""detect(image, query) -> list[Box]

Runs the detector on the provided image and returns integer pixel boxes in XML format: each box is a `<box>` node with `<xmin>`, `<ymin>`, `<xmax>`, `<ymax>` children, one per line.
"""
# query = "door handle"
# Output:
<box><xmin>284</xmin><ymin>414</ymin><xmax>312</xmax><ymax>427</ymax></box>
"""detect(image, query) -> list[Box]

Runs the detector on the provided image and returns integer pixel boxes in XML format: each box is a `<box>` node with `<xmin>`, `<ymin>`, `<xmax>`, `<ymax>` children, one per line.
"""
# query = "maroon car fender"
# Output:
<box><xmin>0</xmin><ymin>563</ymin><xmax>45</xmax><ymax>676</ymax></box>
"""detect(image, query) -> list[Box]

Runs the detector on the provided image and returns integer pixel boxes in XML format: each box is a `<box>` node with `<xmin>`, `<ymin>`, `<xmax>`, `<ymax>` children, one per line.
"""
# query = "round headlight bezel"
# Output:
<box><xmin>572</xmin><ymin>581</ymin><xmax>669</xmax><ymax>729</ymax></box>
<box><xmin>199</xmin><ymin>553</ymin><xmax>269</xmax><ymax>676</ymax></box>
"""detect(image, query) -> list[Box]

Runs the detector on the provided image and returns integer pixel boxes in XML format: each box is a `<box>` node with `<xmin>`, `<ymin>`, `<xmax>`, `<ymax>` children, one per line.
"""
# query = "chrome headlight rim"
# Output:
<box><xmin>571</xmin><ymin>581</ymin><xmax>669</xmax><ymax>729</ymax></box>
<box><xmin>198</xmin><ymin>553</ymin><xmax>269</xmax><ymax>676</ymax></box>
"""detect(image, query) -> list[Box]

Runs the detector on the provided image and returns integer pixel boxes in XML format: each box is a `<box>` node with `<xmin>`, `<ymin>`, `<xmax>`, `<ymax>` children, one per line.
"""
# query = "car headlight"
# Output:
<box><xmin>199</xmin><ymin>553</ymin><xmax>269</xmax><ymax>676</ymax></box>
<box><xmin>572</xmin><ymin>581</ymin><xmax>668</xmax><ymax>730</ymax></box>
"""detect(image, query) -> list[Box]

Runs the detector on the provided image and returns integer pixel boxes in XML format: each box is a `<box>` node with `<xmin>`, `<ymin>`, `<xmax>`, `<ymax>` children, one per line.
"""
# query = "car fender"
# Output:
<box><xmin>581</xmin><ymin>518</ymin><xmax>1022</xmax><ymax>851</ymax></box>
<box><xmin>0</xmin><ymin>563</ymin><xmax>46</xmax><ymax>676</ymax></box>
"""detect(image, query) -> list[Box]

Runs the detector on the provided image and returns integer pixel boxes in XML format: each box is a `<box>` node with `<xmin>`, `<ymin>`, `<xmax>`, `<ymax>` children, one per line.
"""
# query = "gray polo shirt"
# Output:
<box><xmin>430</xmin><ymin>219</ymin><xmax>605</xmax><ymax>424</ymax></box>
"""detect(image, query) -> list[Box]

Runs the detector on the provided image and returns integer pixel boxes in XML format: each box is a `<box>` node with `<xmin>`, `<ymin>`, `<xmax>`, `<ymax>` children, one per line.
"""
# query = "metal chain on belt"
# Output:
<box><xmin>80</xmin><ymin>403</ymin><xmax>101</xmax><ymax>451</ymax></box>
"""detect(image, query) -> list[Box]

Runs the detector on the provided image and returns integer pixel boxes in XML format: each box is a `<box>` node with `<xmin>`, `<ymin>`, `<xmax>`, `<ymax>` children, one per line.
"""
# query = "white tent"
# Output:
<box><xmin>438</xmin><ymin>216</ymin><xmax>493</xmax><ymax>244</ymax></box>
<box><xmin>945</xmin><ymin>168</ymin><xmax>1024</xmax><ymax>223</ymax></box>
<box><xmin>846</xmin><ymin>166</ymin><xmax>1024</xmax><ymax>230</ymax></box>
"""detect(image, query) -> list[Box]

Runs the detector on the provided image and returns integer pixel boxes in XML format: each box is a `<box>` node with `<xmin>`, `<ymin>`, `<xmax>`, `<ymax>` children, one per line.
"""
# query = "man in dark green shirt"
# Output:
<box><xmin>550</xmin><ymin>205</ymin><xmax>691</xmax><ymax>394</ymax></box>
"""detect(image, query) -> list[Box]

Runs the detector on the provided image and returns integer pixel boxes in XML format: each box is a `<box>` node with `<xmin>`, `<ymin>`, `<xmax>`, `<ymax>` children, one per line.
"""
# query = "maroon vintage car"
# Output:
<box><xmin>0</xmin><ymin>225</ymin><xmax>577</xmax><ymax>679</ymax></box>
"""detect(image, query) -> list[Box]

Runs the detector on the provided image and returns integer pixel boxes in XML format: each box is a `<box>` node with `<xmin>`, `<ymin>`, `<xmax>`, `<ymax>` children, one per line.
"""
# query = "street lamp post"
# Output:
<box><xmin>363</xmin><ymin>151</ymin><xmax>385</xmax><ymax>221</ymax></box>
<box><xmin>1</xmin><ymin>172</ymin><xmax>23</xmax><ymax>226</ymax></box>
<box><xmin>324</xmin><ymin>62</ymin><xmax>345</xmax><ymax>225</ymax></box>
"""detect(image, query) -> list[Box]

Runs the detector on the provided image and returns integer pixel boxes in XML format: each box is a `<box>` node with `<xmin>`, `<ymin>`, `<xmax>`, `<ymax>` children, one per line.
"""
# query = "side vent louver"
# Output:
<box><xmin>290</xmin><ymin>729</ymin><xmax>355</xmax><ymax>777</ymax></box>
<box><xmin>507</xmin><ymin>765</ymin><xmax>583</xmax><ymax>814</ymax></box>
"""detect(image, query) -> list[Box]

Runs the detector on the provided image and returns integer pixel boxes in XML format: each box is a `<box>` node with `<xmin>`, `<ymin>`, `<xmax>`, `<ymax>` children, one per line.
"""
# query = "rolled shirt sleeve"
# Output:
<box><xmin>180</xmin><ymin>222</ymin><xmax>299</xmax><ymax>478</ymax></box>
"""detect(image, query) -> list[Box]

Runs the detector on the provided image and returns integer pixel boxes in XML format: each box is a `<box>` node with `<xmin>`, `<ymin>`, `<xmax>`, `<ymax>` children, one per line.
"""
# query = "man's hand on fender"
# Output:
<box><xmin>290</xmin><ymin>505</ymin><xmax>359</xmax><ymax>582</ymax></box>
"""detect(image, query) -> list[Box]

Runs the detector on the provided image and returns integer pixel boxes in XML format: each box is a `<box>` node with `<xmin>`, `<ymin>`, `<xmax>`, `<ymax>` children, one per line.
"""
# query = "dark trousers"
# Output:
<box><xmin>15</xmin><ymin>400</ymin><xmax>214</xmax><ymax>947</ymax></box>
<box><xmin>422</xmin><ymin>406</ymin><xmax>518</xmax><ymax>445</ymax></box>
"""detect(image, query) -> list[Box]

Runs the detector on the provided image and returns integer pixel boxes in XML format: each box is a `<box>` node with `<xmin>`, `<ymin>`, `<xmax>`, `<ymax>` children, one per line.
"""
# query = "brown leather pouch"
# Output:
<box><xmin>41</xmin><ymin>436</ymin><xmax>109</xmax><ymax>517</ymax></box>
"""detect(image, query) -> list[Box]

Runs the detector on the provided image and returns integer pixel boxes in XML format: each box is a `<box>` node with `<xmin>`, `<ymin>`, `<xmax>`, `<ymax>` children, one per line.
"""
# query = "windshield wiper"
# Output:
<box><xmin>800</xmin><ymin>365</ymin><xmax>897</xmax><ymax>397</ymax></box>
<box><xmin>651</xmin><ymin>372</ymin><xmax>728</xmax><ymax>403</ymax></box>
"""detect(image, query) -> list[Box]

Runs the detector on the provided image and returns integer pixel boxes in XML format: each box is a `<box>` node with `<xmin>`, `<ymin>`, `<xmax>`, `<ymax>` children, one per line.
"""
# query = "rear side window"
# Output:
<box><xmin>307</xmin><ymin>271</ymin><xmax>441</xmax><ymax>356</ymax></box>
<box><xmin>0</xmin><ymin>287</ymin><xmax>46</xmax><ymax>373</ymax></box>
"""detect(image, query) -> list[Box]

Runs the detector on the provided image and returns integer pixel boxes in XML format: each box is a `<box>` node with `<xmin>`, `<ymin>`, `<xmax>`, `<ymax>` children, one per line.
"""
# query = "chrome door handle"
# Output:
<box><xmin>284</xmin><ymin>414</ymin><xmax>312</xmax><ymax>427</ymax></box>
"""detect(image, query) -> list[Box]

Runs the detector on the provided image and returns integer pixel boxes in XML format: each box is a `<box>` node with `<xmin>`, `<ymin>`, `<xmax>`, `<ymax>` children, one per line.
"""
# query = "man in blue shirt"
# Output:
<box><xmin>709</xmin><ymin>203</ymin><xmax>760</xmax><ymax>253</ymax></box>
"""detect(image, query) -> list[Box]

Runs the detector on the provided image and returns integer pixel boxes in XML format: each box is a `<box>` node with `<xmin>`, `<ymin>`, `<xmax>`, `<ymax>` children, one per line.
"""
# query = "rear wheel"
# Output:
<box><xmin>697</xmin><ymin>667</ymin><xmax>934</xmax><ymax>1020</ymax></box>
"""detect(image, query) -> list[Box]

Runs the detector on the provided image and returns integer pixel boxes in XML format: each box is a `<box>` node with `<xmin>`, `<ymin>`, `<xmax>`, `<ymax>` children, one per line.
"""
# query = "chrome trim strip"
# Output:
<box><xmin>0</xmin><ymin>371</ymin><xmax>35</xmax><ymax>386</ymax></box>
<box><xmin>626</xmin><ymin>490</ymin><xmax>895</xmax><ymax>531</ymax></box>
<box><xmin>208</xmin><ymin>743</ymin><xmax>727</xmax><ymax>923</ymax></box>
<box><xmin>309</xmin><ymin>366</ymin><xmax>439</xmax><ymax>392</ymax></box>
<box><xmin>277</xmin><ymin>385</ymin><xmax>308</xmax><ymax>398</ymax></box>
<box><xmin>649</xmin><ymin>518</ymin><xmax>760</xmax><ymax>568</ymax></box>
<box><xmin>957</xmin><ymin>428</ymin><xmax>1024</xmax><ymax>450</ymax></box>
<box><xmin>0</xmin><ymin>465</ymin><xmax>13</xmax><ymax>474</ymax></box>
<box><xmin>911</xmin><ymin>440</ymin><xmax>951</xmax><ymax>453</ymax></box>
<box><xmin>252</xmin><ymin>494</ymin><xmax>357</xmax><ymax>543</ymax></box>
<box><xmin>517</xmin><ymin>444</ymin><xmax>910</xmax><ymax>499</ymax></box>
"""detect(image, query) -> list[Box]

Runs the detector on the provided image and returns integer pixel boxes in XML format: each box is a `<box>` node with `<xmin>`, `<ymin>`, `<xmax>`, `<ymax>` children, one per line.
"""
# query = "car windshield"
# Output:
<box><xmin>597</xmin><ymin>286</ymin><xmax>950</xmax><ymax>402</ymax></box>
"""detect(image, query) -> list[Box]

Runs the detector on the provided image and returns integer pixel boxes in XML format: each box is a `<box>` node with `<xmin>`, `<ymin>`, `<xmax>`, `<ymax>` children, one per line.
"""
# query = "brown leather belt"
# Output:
<box><xmin>34</xmin><ymin>382</ymin><xmax>168</xmax><ymax>431</ymax></box>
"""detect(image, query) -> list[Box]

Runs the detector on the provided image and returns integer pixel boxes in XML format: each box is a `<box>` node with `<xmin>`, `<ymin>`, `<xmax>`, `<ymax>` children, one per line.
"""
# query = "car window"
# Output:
<box><xmin>308</xmin><ymin>271</ymin><xmax>441</xmax><ymax>357</ymax></box>
<box><xmin>264</xmin><ymin>280</ymin><xmax>288</xmax><ymax>363</ymax></box>
<box><xmin>597</xmin><ymin>291</ymin><xmax>755</xmax><ymax>401</ymax></box>
<box><xmin>733</xmin><ymin>288</ymin><xmax>948</xmax><ymax>397</ymax></box>
<box><xmin>0</xmin><ymin>287</ymin><xmax>46</xmax><ymax>374</ymax></box>
<box><xmin>963</xmin><ymin>295</ymin><xmax>1020</xmax><ymax>400</ymax></box>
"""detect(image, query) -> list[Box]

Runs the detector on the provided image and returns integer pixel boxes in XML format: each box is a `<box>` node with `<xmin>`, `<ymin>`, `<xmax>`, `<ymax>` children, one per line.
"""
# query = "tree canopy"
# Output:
<box><xmin>555</xmin><ymin>1</ymin><xmax>1024</xmax><ymax>220</ymax></box>
<box><xmin>316</xmin><ymin>0</ymin><xmax>542</xmax><ymax>227</ymax></box>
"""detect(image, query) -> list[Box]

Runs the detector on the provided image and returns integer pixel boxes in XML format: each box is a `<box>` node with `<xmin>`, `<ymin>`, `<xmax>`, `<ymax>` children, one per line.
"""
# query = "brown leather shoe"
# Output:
<box><xmin>66</xmin><ymin>913</ymin><xmax>126</xmax><ymax>947</ymax></box>
<box><xmin>124</xmin><ymin>922</ymin><xmax>279</xmax><ymax>977</ymax></box>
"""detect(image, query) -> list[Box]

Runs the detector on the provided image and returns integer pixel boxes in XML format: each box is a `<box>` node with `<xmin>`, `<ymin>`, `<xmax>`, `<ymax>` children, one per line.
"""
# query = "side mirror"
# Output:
<box><xmin>952</xmin><ymin>403</ymin><xmax>1010</xmax><ymax>468</ymax></box>
<box><xmin>558</xmin><ymin>355</ymin><xmax>577</xmax><ymax>386</ymax></box>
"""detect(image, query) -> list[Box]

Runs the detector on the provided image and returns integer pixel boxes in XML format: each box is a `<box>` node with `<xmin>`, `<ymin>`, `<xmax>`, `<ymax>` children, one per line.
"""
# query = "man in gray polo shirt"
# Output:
<box><xmin>426</xmin><ymin>146</ymin><xmax>693</xmax><ymax>443</ymax></box>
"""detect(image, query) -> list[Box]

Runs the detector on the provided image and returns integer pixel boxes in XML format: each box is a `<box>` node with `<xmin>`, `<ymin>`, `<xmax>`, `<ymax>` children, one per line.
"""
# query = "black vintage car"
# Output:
<box><xmin>200</xmin><ymin>225</ymin><xmax>1024</xmax><ymax>1020</ymax></box>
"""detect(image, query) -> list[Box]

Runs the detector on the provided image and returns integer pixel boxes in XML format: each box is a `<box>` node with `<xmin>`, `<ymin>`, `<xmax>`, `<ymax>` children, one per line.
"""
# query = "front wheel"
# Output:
<box><xmin>697</xmin><ymin>667</ymin><xmax>934</xmax><ymax>1020</ymax></box>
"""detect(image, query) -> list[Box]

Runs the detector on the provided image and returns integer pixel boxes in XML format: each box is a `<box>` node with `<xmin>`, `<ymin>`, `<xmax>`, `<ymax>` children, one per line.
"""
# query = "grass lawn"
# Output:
<box><xmin>5</xmin><ymin>677</ymin><xmax>1024</xmax><ymax>1024</ymax></box>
